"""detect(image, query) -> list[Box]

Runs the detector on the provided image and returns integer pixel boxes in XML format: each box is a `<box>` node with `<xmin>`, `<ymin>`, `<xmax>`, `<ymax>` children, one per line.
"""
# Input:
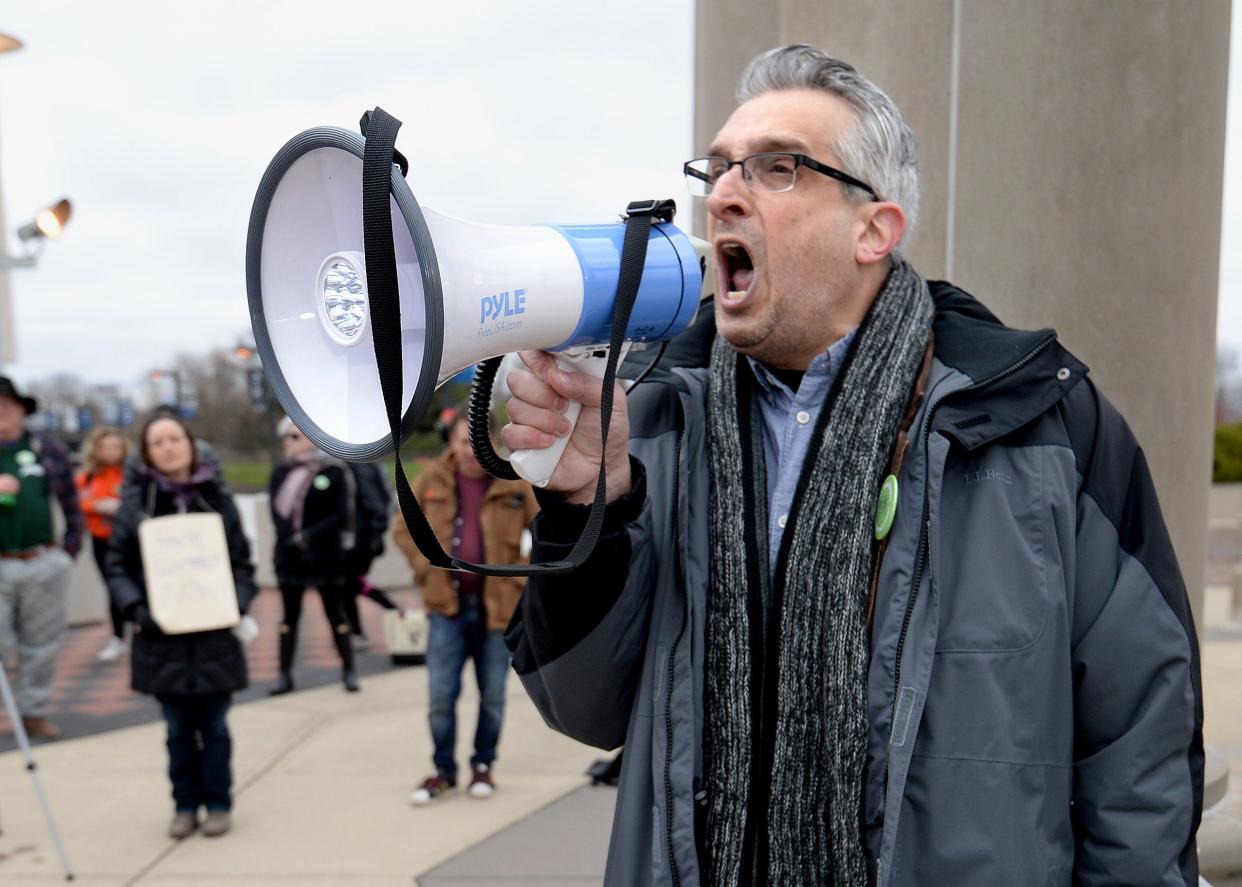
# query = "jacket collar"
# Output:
<box><xmin>926</xmin><ymin>280</ymin><xmax>1089</xmax><ymax>450</ymax></box>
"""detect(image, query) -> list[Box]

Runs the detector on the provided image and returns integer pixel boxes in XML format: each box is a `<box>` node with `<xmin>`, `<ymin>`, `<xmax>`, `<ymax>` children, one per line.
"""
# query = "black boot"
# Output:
<box><xmin>333</xmin><ymin>624</ymin><xmax>360</xmax><ymax>693</ymax></box>
<box><xmin>269</xmin><ymin>627</ymin><xmax>296</xmax><ymax>696</ymax></box>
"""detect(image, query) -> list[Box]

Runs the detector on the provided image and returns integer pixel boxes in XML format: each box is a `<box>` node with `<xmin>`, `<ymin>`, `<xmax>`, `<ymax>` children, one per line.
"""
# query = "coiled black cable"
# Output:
<box><xmin>468</xmin><ymin>356</ymin><xmax>520</xmax><ymax>480</ymax></box>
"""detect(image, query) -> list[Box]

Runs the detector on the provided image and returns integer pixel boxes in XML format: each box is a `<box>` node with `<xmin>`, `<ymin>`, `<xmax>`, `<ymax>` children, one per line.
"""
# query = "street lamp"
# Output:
<box><xmin>17</xmin><ymin>198</ymin><xmax>72</xmax><ymax>244</ymax></box>
<box><xmin>3</xmin><ymin>198</ymin><xmax>74</xmax><ymax>269</ymax></box>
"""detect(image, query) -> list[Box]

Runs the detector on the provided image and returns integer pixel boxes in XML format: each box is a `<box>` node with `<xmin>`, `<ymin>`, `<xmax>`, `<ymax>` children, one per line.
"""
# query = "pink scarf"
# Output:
<box><xmin>273</xmin><ymin>453</ymin><xmax>321</xmax><ymax>533</ymax></box>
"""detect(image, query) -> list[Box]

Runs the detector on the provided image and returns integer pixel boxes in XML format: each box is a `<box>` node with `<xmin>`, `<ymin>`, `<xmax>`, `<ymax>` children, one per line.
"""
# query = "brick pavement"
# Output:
<box><xmin>0</xmin><ymin>584</ymin><xmax>422</xmax><ymax>751</ymax></box>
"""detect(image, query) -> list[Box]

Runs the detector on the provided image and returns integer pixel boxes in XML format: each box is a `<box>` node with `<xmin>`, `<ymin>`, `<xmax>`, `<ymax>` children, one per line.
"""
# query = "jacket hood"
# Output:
<box><xmin>929</xmin><ymin>280</ymin><xmax>1063</xmax><ymax>383</ymax></box>
<box><xmin>926</xmin><ymin>280</ymin><xmax>1089</xmax><ymax>450</ymax></box>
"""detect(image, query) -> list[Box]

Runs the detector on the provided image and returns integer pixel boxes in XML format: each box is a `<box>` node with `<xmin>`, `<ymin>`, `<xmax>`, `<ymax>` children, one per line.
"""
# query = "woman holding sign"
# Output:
<box><xmin>267</xmin><ymin>417</ymin><xmax>359</xmax><ymax>695</ymax></box>
<box><xmin>105</xmin><ymin>415</ymin><xmax>256</xmax><ymax>841</ymax></box>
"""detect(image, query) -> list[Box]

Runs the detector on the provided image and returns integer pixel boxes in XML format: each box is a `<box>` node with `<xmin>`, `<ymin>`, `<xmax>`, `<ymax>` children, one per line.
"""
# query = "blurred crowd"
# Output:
<box><xmin>0</xmin><ymin>375</ymin><xmax>538</xmax><ymax>840</ymax></box>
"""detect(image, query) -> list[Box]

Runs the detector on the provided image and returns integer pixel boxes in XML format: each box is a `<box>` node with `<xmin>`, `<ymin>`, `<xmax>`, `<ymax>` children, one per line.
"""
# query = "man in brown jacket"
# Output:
<box><xmin>394</xmin><ymin>409</ymin><xmax>538</xmax><ymax>805</ymax></box>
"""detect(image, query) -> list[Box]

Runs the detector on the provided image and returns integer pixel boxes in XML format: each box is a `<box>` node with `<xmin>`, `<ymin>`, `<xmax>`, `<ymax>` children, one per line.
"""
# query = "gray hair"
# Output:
<box><xmin>737</xmin><ymin>45</ymin><xmax>919</xmax><ymax>252</ymax></box>
<box><xmin>275</xmin><ymin>415</ymin><xmax>295</xmax><ymax>438</ymax></box>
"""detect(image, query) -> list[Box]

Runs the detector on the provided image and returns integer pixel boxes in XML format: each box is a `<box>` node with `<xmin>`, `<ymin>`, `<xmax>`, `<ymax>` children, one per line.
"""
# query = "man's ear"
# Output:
<box><xmin>855</xmin><ymin>201</ymin><xmax>906</xmax><ymax>266</ymax></box>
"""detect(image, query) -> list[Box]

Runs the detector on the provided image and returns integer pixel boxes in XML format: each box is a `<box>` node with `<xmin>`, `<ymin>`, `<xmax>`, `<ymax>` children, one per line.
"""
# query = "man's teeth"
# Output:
<box><xmin>725</xmin><ymin>289</ymin><xmax>747</xmax><ymax>303</ymax></box>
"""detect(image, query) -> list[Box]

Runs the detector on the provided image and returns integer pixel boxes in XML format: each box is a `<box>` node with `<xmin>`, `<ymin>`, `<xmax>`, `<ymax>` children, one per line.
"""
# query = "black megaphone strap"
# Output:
<box><xmin>361</xmin><ymin>106</ymin><xmax>673</xmax><ymax>577</ymax></box>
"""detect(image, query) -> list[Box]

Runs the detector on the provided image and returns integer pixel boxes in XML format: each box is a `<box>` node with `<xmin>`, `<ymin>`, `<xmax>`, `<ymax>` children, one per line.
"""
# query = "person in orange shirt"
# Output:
<box><xmin>76</xmin><ymin>427</ymin><xmax>129</xmax><ymax>662</ymax></box>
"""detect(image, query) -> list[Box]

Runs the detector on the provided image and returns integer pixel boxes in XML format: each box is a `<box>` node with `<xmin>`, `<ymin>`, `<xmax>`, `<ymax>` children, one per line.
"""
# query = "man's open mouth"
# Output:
<box><xmin>718</xmin><ymin>241</ymin><xmax>755</xmax><ymax>307</ymax></box>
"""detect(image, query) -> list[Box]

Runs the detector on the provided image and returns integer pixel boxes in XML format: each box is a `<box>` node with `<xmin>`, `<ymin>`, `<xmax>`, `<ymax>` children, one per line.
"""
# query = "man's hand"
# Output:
<box><xmin>0</xmin><ymin>474</ymin><xmax>19</xmax><ymax>496</ymax></box>
<box><xmin>94</xmin><ymin>497</ymin><xmax>122</xmax><ymax>517</ymax></box>
<box><xmin>502</xmin><ymin>350</ymin><xmax>631</xmax><ymax>505</ymax></box>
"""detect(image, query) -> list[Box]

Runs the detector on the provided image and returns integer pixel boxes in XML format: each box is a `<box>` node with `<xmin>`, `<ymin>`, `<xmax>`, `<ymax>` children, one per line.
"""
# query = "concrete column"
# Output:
<box><xmin>694</xmin><ymin>0</ymin><xmax>1232</xmax><ymax>623</ymax></box>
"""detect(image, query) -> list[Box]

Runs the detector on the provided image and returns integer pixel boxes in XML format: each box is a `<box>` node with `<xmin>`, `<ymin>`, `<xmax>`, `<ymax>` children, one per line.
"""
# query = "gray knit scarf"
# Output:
<box><xmin>703</xmin><ymin>260</ymin><xmax>934</xmax><ymax>886</ymax></box>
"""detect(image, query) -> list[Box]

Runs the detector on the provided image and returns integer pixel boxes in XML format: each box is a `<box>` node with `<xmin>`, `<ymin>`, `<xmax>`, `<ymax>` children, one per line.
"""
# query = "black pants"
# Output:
<box><xmin>279</xmin><ymin>580</ymin><xmax>349</xmax><ymax>634</ymax></box>
<box><xmin>159</xmin><ymin>692</ymin><xmax>232</xmax><ymax>813</ymax></box>
<box><xmin>277</xmin><ymin>579</ymin><xmax>357</xmax><ymax>675</ymax></box>
<box><xmin>91</xmin><ymin>535</ymin><xmax>126</xmax><ymax>639</ymax></box>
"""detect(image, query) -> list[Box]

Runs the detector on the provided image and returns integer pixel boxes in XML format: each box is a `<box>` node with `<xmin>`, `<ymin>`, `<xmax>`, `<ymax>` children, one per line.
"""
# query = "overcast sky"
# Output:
<box><xmin>0</xmin><ymin>1</ymin><xmax>696</xmax><ymax>388</ymax></box>
<box><xmin>0</xmin><ymin>0</ymin><xmax>1239</xmax><ymax>390</ymax></box>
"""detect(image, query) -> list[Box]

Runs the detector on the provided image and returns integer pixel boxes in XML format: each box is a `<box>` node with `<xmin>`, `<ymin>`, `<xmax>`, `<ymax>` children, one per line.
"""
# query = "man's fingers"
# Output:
<box><xmin>506</xmin><ymin>397</ymin><xmax>572</xmax><ymax>438</ymax></box>
<box><xmin>518</xmin><ymin>350</ymin><xmax>557</xmax><ymax>378</ymax></box>
<box><xmin>502</xmin><ymin>423</ymin><xmax>556</xmax><ymax>452</ymax></box>
<box><xmin>507</xmin><ymin>367</ymin><xmax>569</xmax><ymax>412</ymax></box>
<box><xmin>517</xmin><ymin>350</ymin><xmax>606</xmax><ymax>406</ymax></box>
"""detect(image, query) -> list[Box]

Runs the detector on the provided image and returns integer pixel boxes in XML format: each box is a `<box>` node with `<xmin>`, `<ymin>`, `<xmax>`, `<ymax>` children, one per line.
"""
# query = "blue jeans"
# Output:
<box><xmin>159</xmin><ymin>693</ymin><xmax>233</xmax><ymax>813</ymax></box>
<box><xmin>426</xmin><ymin>596</ymin><xmax>511</xmax><ymax>780</ymax></box>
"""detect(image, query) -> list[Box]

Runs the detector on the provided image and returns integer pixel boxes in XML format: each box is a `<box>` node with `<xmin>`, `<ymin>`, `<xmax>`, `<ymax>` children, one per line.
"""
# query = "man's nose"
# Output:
<box><xmin>705</xmin><ymin>164</ymin><xmax>752</xmax><ymax>221</ymax></box>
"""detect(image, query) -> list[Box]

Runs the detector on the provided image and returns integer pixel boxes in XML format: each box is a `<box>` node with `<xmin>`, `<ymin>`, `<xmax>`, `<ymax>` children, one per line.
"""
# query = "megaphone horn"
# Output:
<box><xmin>247</xmin><ymin>108</ymin><xmax>709</xmax><ymax>573</ymax></box>
<box><xmin>248</xmin><ymin>118</ymin><xmax>709</xmax><ymax>468</ymax></box>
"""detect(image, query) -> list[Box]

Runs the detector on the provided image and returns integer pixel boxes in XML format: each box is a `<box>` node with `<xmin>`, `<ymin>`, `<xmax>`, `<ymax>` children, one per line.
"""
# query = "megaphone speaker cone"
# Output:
<box><xmin>246</xmin><ymin>126</ymin><xmax>444</xmax><ymax>461</ymax></box>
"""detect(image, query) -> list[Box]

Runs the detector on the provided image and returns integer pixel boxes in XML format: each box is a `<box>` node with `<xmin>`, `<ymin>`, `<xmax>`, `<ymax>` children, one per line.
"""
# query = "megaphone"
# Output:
<box><xmin>246</xmin><ymin>122</ymin><xmax>710</xmax><ymax>487</ymax></box>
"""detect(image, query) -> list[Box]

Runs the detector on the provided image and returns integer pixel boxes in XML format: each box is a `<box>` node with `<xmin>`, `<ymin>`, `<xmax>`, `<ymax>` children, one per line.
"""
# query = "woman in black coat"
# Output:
<box><xmin>267</xmin><ymin>417</ymin><xmax>357</xmax><ymax>695</ymax></box>
<box><xmin>105</xmin><ymin>415</ymin><xmax>256</xmax><ymax>841</ymax></box>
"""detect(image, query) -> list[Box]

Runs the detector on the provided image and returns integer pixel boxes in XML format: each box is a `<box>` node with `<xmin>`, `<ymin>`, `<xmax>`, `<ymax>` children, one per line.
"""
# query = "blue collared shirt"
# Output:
<box><xmin>746</xmin><ymin>327</ymin><xmax>858</xmax><ymax>574</ymax></box>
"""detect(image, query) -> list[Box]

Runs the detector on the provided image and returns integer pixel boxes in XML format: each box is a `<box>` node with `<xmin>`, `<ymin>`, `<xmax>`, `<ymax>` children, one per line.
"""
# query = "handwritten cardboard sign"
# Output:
<box><xmin>138</xmin><ymin>512</ymin><xmax>240</xmax><ymax>634</ymax></box>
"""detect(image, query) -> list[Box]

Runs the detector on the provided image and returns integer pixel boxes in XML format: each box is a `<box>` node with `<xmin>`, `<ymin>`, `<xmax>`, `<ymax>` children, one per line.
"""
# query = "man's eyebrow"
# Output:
<box><xmin>703</xmin><ymin>135</ymin><xmax>812</xmax><ymax>157</ymax></box>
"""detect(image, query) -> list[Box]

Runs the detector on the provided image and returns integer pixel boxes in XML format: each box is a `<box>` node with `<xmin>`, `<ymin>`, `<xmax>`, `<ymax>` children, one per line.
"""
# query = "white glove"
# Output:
<box><xmin>233</xmin><ymin>614</ymin><xmax>260</xmax><ymax>645</ymax></box>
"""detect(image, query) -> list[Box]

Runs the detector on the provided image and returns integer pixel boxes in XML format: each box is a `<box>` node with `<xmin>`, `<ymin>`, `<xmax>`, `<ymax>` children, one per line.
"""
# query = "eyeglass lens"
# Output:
<box><xmin>686</xmin><ymin>153</ymin><xmax>798</xmax><ymax>196</ymax></box>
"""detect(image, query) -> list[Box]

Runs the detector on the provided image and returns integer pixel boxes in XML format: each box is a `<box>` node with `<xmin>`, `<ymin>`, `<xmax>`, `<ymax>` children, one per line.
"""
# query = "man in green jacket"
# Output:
<box><xmin>0</xmin><ymin>376</ymin><xmax>83</xmax><ymax>741</ymax></box>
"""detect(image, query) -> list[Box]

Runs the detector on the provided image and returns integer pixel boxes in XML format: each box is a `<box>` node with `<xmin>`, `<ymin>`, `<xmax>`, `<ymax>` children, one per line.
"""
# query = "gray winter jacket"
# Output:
<box><xmin>507</xmin><ymin>282</ymin><xmax>1203</xmax><ymax>886</ymax></box>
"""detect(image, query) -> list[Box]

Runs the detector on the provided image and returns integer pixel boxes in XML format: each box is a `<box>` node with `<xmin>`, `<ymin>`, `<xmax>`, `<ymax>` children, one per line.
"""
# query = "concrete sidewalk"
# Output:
<box><xmin>2</xmin><ymin>589</ymin><xmax>1240</xmax><ymax>885</ymax></box>
<box><xmin>0</xmin><ymin>664</ymin><xmax>609</xmax><ymax>886</ymax></box>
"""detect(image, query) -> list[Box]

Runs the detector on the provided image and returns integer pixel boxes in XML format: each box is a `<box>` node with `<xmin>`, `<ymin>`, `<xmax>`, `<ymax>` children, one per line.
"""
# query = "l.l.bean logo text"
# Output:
<box><xmin>964</xmin><ymin>468</ymin><xmax>1013</xmax><ymax>485</ymax></box>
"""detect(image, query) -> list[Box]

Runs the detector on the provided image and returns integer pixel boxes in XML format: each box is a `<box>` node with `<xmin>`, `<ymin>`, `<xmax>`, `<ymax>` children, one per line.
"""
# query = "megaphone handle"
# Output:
<box><xmin>508</xmin><ymin>350</ymin><xmax>614</xmax><ymax>488</ymax></box>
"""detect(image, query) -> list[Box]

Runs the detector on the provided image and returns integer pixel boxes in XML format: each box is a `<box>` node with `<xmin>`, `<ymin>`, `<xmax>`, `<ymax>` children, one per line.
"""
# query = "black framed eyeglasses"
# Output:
<box><xmin>683</xmin><ymin>152</ymin><xmax>879</xmax><ymax>201</ymax></box>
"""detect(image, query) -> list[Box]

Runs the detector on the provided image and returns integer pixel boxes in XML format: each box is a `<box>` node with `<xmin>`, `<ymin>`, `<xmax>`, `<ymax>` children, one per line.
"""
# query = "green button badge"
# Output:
<box><xmin>874</xmin><ymin>474</ymin><xmax>898</xmax><ymax>541</ymax></box>
<box><xmin>313</xmin><ymin>475</ymin><xmax>331</xmax><ymax>491</ymax></box>
<box><xmin>15</xmin><ymin>450</ymin><xmax>35</xmax><ymax>467</ymax></box>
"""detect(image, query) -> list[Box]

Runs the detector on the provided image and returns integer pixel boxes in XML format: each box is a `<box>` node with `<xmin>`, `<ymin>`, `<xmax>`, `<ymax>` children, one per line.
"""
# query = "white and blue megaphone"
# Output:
<box><xmin>246</xmin><ymin>119</ymin><xmax>711</xmax><ymax>487</ymax></box>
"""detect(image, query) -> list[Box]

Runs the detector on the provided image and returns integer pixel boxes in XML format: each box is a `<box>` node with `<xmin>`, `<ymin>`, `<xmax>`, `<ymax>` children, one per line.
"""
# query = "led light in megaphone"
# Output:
<box><xmin>324</xmin><ymin>263</ymin><xmax>366</xmax><ymax>335</ymax></box>
<box><xmin>315</xmin><ymin>252</ymin><xmax>370</xmax><ymax>345</ymax></box>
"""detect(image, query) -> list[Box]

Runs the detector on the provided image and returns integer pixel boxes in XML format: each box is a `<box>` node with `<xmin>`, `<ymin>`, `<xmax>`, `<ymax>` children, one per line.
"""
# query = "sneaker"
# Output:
<box><xmin>168</xmin><ymin>811</ymin><xmax>197</xmax><ymax>840</ymax></box>
<box><xmin>409</xmin><ymin>774</ymin><xmax>456</xmax><ymax>806</ymax></box>
<box><xmin>201</xmin><ymin>810</ymin><xmax>231</xmax><ymax>837</ymax></box>
<box><xmin>96</xmin><ymin>636</ymin><xmax>127</xmax><ymax>662</ymax></box>
<box><xmin>21</xmin><ymin>716</ymin><xmax>61</xmax><ymax>740</ymax></box>
<box><xmin>468</xmin><ymin>763</ymin><xmax>495</xmax><ymax>799</ymax></box>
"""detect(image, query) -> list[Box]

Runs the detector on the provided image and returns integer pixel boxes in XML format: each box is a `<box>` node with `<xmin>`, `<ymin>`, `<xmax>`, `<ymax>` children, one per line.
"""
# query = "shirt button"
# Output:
<box><xmin>796</xmin><ymin>411</ymin><xmax>811</xmax><ymax>425</ymax></box>
<box><xmin>777</xmin><ymin>514</ymin><xmax>788</xmax><ymax>529</ymax></box>
<box><xmin>454</xmin><ymin>516</ymin><xmax>463</xmax><ymax>526</ymax></box>
<box><xmin>452</xmin><ymin>537</ymin><xmax>461</xmax><ymax>546</ymax></box>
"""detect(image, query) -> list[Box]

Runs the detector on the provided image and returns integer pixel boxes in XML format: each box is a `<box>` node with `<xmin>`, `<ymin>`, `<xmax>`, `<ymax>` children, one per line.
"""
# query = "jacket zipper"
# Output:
<box><xmin>664</xmin><ymin>434</ymin><xmax>686</xmax><ymax>887</ymax></box>
<box><xmin>886</xmin><ymin>336</ymin><xmax>1055</xmax><ymax>764</ymax></box>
